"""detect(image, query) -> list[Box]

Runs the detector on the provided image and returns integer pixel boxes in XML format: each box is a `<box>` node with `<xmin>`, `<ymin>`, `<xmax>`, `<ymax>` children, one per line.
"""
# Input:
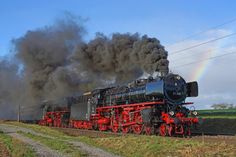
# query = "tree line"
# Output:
<box><xmin>211</xmin><ymin>103</ymin><xmax>236</xmax><ymax>109</ymax></box>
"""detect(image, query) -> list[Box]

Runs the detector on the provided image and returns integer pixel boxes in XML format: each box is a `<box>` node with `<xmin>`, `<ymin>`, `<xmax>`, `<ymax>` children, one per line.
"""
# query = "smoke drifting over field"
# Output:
<box><xmin>0</xmin><ymin>61</ymin><xmax>23</xmax><ymax>119</ymax></box>
<box><xmin>0</xmin><ymin>14</ymin><xmax>169</xmax><ymax>119</ymax></box>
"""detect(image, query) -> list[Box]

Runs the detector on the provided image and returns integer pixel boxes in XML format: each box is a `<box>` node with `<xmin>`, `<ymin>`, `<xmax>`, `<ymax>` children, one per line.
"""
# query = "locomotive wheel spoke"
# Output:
<box><xmin>111</xmin><ymin>116</ymin><xmax>119</xmax><ymax>133</ymax></box>
<box><xmin>144</xmin><ymin>126</ymin><xmax>154</xmax><ymax>135</ymax></box>
<box><xmin>98</xmin><ymin>124</ymin><xmax>104</xmax><ymax>131</ymax></box>
<box><xmin>111</xmin><ymin>123</ymin><xmax>119</xmax><ymax>133</ymax></box>
<box><xmin>132</xmin><ymin>124</ymin><xmax>143</xmax><ymax>134</ymax></box>
<box><xmin>166</xmin><ymin>124</ymin><xmax>174</xmax><ymax>137</ymax></box>
<box><xmin>121</xmin><ymin>126</ymin><xmax>130</xmax><ymax>134</ymax></box>
<box><xmin>120</xmin><ymin>112</ymin><xmax>131</xmax><ymax>134</ymax></box>
<box><xmin>159</xmin><ymin>124</ymin><xmax>167</xmax><ymax>136</ymax></box>
<box><xmin>112</xmin><ymin>126</ymin><xmax>119</xmax><ymax>133</ymax></box>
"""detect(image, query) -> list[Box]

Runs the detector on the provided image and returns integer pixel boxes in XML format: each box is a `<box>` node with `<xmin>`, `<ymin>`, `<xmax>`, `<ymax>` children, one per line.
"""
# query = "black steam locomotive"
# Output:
<box><xmin>40</xmin><ymin>73</ymin><xmax>199</xmax><ymax>136</ymax></box>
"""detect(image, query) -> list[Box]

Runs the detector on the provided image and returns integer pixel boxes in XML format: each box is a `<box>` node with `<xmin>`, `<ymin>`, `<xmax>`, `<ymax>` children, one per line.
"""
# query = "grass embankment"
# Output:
<box><xmin>78</xmin><ymin>135</ymin><xmax>236</xmax><ymax>157</ymax></box>
<box><xmin>4</xmin><ymin>122</ymin><xmax>236</xmax><ymax>157</ymax></box>
<box><xmin>198</xmin><ymin>109</ymin><xmax>236</xmax><ymax>119</ymax></box>
<box><xmin>0</xmin><ymin>130</ymin><xmax>35</xmax><ymax>157</ymax></box>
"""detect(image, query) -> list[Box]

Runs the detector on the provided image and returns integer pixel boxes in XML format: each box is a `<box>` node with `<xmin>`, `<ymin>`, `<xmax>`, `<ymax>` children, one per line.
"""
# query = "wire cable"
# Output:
<box><xmin>171</xmin><ymin>50</ymin><xmax>236</xmax><ymax>69</ymax></box>
<box><xmin>169</xmin><ymin>42</ymin><xmax>236</xmax><ymax>63</ymax></box>
<box><xmin>166</xmin><ymin>17</ymin><xmax>236</xmax><ymax>48</ymax></box>
<box><xmin>169</xmin><ymin>32</ymin><xmax>236</xmax><ymax>55</ymax></box>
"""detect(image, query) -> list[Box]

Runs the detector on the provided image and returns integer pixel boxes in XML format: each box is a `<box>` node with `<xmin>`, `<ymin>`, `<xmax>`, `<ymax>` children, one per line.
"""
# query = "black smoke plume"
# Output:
<box><xmin>0</xmin><ymin>14</ymin><xmax>169</xmax><ymax>119</ymax></box>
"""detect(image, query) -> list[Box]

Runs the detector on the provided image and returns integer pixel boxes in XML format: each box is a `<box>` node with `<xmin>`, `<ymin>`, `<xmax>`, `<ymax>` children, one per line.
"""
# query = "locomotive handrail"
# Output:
<box><xmin>96</xmin><ymin>100</ymin><xmax>165</xmax><ymax>110</ymax></box>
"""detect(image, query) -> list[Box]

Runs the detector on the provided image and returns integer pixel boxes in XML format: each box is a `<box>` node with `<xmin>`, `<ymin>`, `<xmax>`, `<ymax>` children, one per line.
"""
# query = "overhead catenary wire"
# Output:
<box><xmin>171</xmin><ymin>50</ymin><xmax>236</xmax><ymax>69</ymax></box>
<box><xmin>166</xmin><ymin>17</ymin><xmax>236</xmax><ymax>48</ymax></box>
<box><xmin>169</xmin><ymin>41</ymin><xmax>236</xmax><ymax>63</ymax></box>
<box><xmin>169</xmin><ymin>32</ymin><xmax>236</xmax><ymax>55</ymax></box>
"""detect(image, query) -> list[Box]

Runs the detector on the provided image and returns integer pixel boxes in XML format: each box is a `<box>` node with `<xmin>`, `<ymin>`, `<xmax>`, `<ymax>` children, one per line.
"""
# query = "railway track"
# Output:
<box><xmin>53</xmin><ymin>127</ymin><xmax>236</xmax><ymax>141</ymax></box>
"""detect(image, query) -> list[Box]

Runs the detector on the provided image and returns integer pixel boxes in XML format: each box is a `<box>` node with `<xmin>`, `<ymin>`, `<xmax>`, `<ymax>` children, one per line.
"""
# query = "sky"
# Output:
<box><xmin>1</xmin><ymin>0</ymin><xmax>236</xmax><ymax>109</ymax></box>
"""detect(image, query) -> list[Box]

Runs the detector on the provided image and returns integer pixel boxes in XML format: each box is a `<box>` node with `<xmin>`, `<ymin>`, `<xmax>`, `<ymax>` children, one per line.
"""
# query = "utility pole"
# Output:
<box><xmin>17</xmin><ymin>104</ymin><xmax>21</xmax><ymax>122</ymax></box>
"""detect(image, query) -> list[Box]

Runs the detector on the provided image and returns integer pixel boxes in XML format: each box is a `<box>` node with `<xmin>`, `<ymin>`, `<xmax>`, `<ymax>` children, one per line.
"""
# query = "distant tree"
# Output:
<box><xmin>228</xmin><ymin>103</ymin><xmax>235</xmax><ymax>109</ymax></box>
<box><xmin>211</xmin><ymin>103</ymin><xmax>235</xmax><ymax>109</ymax></box>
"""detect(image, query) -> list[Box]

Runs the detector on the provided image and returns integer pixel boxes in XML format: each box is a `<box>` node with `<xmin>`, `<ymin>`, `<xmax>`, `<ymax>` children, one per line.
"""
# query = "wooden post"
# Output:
<box><xmin>17</xmin><ymin>104</ymin><xmax>21</xmax><ymax>122</ymax></box>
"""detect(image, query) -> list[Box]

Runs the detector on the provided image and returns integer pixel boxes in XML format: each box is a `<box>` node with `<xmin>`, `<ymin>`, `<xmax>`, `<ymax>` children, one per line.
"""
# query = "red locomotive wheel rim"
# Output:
<box><xmin>145</xmin><ymin>126</ymin><xmax>152</xmax><ymax>135</ymax></box>
<box><xmin>160</xmin><ymin>124</ymin><xmax>167</xmax><ymax>136</ymax></box>
<box><xmin>122</xmin><ymin>126</ymin><xmax>130</xmax><ymax>134</ymax></box>
<box><xmin>167</xmin><ymin>125</ymin><xmax>173</xmax><ymax>137</ymax></box>
<box><xmin>98</xmin><ymin>124</ymin><xmax>104</xmax><ymax>131</ymax></box>
<box><xmin>112</xmin><ymin>125</ymin><xmax>119</xmax><ymax>133</ymax></box>
<box><xmin>132</xmin><ymin>124</ymin><xmax>143</xmax><ymax>134</ymax></box>
<box><xmin>111</xmin><ymin>118</ymin><xmax>119</xmax><ymax>133</ymax></box>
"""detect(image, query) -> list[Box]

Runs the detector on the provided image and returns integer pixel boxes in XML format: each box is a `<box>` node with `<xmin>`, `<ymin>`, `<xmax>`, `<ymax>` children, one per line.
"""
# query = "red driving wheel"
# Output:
<box><xmin>121</xmin><ymin>126</ymin><xmax>130</xmax><ymax>133</ymax></box>
<box><xmin>166</xmin><ymin>124</ymin><xmax>174</xmax><ymax>137</ymax></box>
<box><xmin>144</xmin><ymin>126</ymin><xmax>153</xmax><ymax>135</ymax></box>
<box><xmin>132</xmin><ymin>124</ymin><xmax>143</xmax><ymax>134</ymax></box>
<box><xmin>112</xmin><ymin>125</ymin><xmax>119</xmax><ymax>133</ymax></box>
<box><xmin>121</xmin><ymin>113</ymin><xmax>130</xmax><ymax>134</ymax></box>
<box><xmin>111</xmin><ymin>119</ymin><xmax>119</xmax><ymax>133</ymax></box>
<box><xmin>132</xmin><ymin>114</ymin><xmax>143</xmax><ymax>134</ymax></box>
<box><xmin>159</xmin><ymin>124</ymin><xmax>167</xmax><ymax>136</ymax></box>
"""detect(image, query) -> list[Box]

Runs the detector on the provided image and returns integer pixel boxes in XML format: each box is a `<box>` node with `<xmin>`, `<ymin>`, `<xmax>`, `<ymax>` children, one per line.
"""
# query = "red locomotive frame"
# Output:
<box><xmin>39</xmin><ymin>100</ymin><xmax>199</xmax><ymax>136</ymax></box>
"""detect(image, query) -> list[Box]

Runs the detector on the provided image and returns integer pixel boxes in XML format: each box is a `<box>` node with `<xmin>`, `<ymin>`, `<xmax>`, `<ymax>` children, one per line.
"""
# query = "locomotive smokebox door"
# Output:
<box><xmin>187</xmin><ymin>81</ymin><xmax>198</xmax><ymax>97</ymax></box>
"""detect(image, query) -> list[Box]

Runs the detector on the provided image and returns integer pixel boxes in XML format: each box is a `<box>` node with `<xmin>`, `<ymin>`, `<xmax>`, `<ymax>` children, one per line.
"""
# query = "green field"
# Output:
<box><xmin>197</xmin><ymin>109</ymin><xmax>236</xmax><ymax>118</ymax></box>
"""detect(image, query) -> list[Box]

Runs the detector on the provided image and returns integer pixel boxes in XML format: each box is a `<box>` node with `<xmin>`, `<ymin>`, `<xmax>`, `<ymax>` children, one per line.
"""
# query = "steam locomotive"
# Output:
<box><xmin>39</xmin><ymin>73</ymin><xmax>199</xmax><ymax>136</ymax></box>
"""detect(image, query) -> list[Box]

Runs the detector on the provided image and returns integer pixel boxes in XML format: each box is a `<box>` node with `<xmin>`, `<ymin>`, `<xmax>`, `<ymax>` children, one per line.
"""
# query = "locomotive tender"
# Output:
<box><xmin>39</xmin><ymin>73</ymin><xmax>199</xmax><ymax>136</ymax></box>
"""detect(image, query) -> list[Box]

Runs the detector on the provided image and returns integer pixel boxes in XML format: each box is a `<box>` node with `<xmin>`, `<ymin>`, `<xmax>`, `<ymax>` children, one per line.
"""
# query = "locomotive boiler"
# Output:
<box><xmin>40</xmin><ymin>73</ymin><xmax>200</xmax><ymax>136</ymax></box>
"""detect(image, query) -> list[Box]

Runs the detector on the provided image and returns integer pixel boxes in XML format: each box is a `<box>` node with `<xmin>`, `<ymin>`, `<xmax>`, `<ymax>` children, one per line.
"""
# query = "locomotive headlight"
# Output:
<box><xmin>169</xmin><ymin>111</ymin><xmax>175</xmax><ymax>116</ymax></box>
<box><xmin>192</xmin><ymin>111</ymin><xmax>198</xmax><ymax>116</ymax></box>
